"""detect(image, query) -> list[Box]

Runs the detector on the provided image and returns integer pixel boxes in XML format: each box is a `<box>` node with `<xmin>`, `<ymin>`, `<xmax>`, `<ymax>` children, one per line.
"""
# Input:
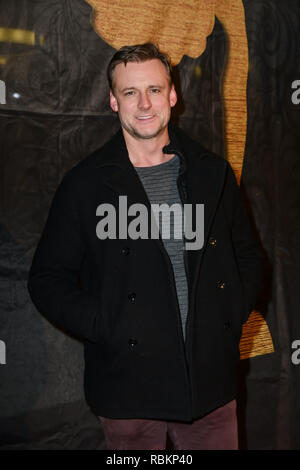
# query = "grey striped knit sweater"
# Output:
<box><xmin>134</xmin><ymin>155</ymin><xmax>188</xmax><ymax>341</ymax></box>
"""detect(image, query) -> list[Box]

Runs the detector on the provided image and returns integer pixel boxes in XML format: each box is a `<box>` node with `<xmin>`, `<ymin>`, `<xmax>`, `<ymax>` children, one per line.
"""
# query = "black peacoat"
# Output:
<box><xmin>28</xmin><ymin>123</ymin><xmax>263</xmax><ymax>421</ymax></box>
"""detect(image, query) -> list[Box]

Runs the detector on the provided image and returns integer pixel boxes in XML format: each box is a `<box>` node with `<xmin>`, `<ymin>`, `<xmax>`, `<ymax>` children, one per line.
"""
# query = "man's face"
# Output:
<box><xmin>110</xmin><ymin>59</ymin><xmax>177</xmax><ymax>141</ymax></box>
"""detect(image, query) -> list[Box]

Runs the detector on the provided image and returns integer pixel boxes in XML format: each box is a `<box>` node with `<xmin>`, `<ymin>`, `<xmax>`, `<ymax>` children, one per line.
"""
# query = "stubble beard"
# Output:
<box><xmin>120</xmin><ymin>115</ymin><xmax>168</xmax><ymax>141</ymax></box>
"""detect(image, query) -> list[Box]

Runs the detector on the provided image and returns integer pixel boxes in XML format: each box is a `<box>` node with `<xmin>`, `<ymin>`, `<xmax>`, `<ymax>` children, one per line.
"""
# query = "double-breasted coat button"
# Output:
<box><xmin>209</xmin><ymin>237</ymin><xmax>217</xmax><ymax>247</ymax></box>
<box><xmin>216</xmin><ymin>280</ymin><xmax>226</xmax><ymax>289</ymax></box>
<box><xmin>121</xmin><ymin>246</ymin><xmax>130</xmax><ymax>255</ymax></box>
<box><xmin>128</xmin><ymin>338</ymin><xmax>138</xmax><ymax>346</ymax></box>
<box><xmin>224</xmin><ymin>321</ymin><xmax>231</xmax><ymax>330</ymax></box>
<box><xmin>128</xmin><ymin>292</ymin><xmax>136</xmax><ymax>302</ymax></box>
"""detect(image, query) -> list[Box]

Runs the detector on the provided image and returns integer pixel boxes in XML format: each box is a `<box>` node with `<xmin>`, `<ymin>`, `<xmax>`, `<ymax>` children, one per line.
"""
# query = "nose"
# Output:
<box><xmin>138</xmin><ymin>92</ymin><xmax>151</xmax><ymax>110</ymax></box>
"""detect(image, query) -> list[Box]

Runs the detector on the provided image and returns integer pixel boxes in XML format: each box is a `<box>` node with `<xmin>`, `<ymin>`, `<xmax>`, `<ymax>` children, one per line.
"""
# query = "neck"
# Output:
<box><xmin>123</xmin><ymin>128</ymin><xmax>174</xmax><ymax>167</ymax></box>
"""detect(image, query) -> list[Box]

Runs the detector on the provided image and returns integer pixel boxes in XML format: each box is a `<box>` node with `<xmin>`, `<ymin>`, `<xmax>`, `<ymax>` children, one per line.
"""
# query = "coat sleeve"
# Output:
<box><xmin>27</xmin><ymin>172</ymin><xmax>103</xmax><ymax>343</ymax></box>
<box><xmin>222</xmin><ymin>161</ymin><xmax>263</xmax><ymax>323</ymax></box>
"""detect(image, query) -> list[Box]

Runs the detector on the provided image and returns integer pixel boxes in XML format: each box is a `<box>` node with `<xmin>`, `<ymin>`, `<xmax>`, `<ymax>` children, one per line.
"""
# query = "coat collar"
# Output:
<box><xmin>91</xmin><ymin>122</ymin><xmax>227</xmax><ymax>245</ymax></box>
<box><xmin>93</xmin><ymin>121</ymin><xmax>208</xmax><ymax>171</ymax></box>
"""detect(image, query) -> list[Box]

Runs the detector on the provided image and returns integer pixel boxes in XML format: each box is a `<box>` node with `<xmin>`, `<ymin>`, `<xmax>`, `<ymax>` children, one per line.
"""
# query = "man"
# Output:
<box><xmin>28</xmin><ymin>43</ymin><xmax>262</xmax><ymax>450</ymax></box>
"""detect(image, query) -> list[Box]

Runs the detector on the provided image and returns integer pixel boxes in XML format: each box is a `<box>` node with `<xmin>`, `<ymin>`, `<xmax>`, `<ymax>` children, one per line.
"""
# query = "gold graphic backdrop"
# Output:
<box><xmin>86</xmin><ymin>0</ymin><xmax>274</xmax><ymax>360</ymax></box>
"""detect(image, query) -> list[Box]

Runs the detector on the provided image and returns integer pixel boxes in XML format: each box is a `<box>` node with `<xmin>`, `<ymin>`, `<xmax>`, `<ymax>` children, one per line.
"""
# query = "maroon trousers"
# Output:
<box><xmin>99</xmin><ymin>400</ymin><xmax>238</xmax><ymax>450</ymax></box>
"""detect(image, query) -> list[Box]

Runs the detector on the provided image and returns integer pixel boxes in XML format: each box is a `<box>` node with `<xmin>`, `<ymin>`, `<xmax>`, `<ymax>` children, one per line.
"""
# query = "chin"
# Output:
<box><xmin>136</xmin><ymin>128</ymin><xmax>165</xmax><ymax>140</ymax></box>
<box><xmin>135</xmin><ymin>123</ymin><xmax>168</xmax><ymax>139</ymax></box>
<box><xmin>122</xmin><ymin>118</ymin><xmax>167</xmax><ymax>140</ymax></box>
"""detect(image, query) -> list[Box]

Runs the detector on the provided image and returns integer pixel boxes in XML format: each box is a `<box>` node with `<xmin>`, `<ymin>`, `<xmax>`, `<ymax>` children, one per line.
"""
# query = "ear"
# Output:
<box><xmin>110</xmin><ymin>90</ymin><xmax>119</xmax><ymax>112</ymax></box>
<box><xmin>169</xmin><ymin>84</ymin><xmax>177</xmax><ymax>108</ymax></box>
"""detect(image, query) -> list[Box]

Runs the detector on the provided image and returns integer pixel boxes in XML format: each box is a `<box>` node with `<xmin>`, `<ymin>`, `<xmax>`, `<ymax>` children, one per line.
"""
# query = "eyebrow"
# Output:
<box><xmin>120</xmin><ymin>84</ymin><xmax>165</xmax><ymax>93</ymax></box>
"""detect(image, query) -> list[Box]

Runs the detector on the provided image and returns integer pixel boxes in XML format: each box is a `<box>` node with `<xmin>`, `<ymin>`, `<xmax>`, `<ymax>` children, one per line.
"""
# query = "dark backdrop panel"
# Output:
<box><xmin>241</xmin><ymin>0</ymin><xmax>300</xmax><ymax>449</ymax></box>
<box><xmin>0</xmin><ymin>0</ymin><xmax>299</xmax><ymax>449</ymax></box>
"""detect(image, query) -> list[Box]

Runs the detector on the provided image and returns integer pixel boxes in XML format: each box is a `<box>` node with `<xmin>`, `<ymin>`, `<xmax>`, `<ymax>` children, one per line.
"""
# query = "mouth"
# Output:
<box><xmin>136</xmin><ymin>115</ymin><xmax>156</xmax><ymax>121</ymax></box>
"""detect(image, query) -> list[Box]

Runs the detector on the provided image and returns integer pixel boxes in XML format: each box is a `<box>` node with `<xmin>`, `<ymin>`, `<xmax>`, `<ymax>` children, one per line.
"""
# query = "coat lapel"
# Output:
<box><xmin>185</xmin><ymin>153</ymin><xmax>226</xmax><ymax>295</ymax></box>
<box><xmin>186</xmin><ymin>152</ymin><xmax>226</xmax><ymax>247</ymax></box>
<box><xmin>164</xmin><ymin>124</ymin><xmax>227</xmax><ymax>294</ymax></box>
<box><xmin>93</xmin><ymin>129</ymin><xmax>170</xmax><ymax>258</ymax></box>
<box><xmin>93</xmin><ymin>129</ymin><xmax>151</xmax><ymax>206</ymax></box>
